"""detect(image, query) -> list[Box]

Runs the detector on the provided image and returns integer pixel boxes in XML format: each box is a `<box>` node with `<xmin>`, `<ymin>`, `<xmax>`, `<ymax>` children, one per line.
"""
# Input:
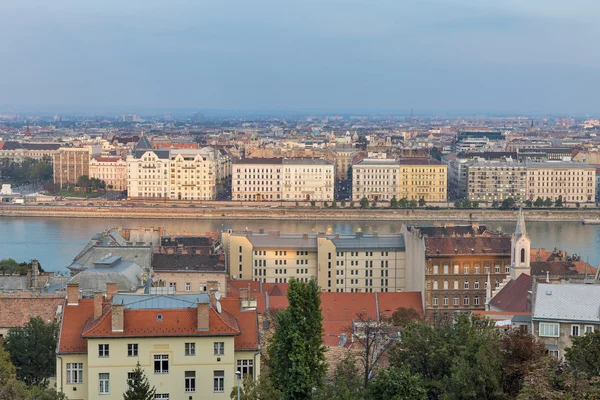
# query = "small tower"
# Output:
<box><xmin>510</xmin><ymin>207</ymin><xmax>531</xmax><ymax>280</ymax></box>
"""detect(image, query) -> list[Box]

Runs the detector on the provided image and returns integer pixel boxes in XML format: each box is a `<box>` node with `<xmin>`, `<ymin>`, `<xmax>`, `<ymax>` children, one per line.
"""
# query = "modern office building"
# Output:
<box><xmin>466</xmin><ymin>162</ymin><xmax>527</xmax><ymax>202</ymax></box>
<box><xmin>53</xmin><ymin>147</ymin><xmax>91</xmax><ymax>188</ymax></box>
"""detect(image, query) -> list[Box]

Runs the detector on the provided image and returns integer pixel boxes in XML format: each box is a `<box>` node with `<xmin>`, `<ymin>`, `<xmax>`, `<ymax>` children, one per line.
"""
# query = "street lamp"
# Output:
<box><xmin>235</xmin><ymin>370</ymin><xmax>241</xmax><ymax>400</ymax></box>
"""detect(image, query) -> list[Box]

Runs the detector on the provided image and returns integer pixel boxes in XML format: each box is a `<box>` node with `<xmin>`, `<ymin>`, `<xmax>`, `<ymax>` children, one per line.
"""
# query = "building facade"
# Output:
<box><xmin>232</xmin><ymin>158</ymin><xmax>334</xmax><ymax>202</ymax></box>
<box><xmin>169</xmin><ymin>148</ymin><xmax>228</xmax><ymax>201</ymax></box>
<box><xmin>223</xmin><ymin>229</ymin><xmax>409</xmax><ymax>293</ymax></box>
<box><xmin>398</xmin><ymin>159</ymin><xmax>447</xmax><ymax>202</ymax></box>
<box><xmin>0</xmin><ymin>142</ymin><xmax>61</xmax><ymax>163</ymax></box>
<box><xmin>526</xmin><ymin>162</ymin><xmax>596</xmax><ymax>203</ymax></box>
<box><xmin>56</xmin><ymin>284</ymin><xmax>260</xmax><ymax>400</ymax></box>
<box><xmin>352</xmin><ymin>159</ymin><xmax>400</xmax><ymax>202</ymax></box>
<box><xmin>466</xmin><ymin>163</ymin><xmax>527</xmax><ymax>202</ymax></box>
<box><xmin>126</xmin><ymin>149</ymin><xmax>171</xmax><ymax>199</ymax></box>
<box><xmin>53</xmin><ymin>148</ymin><xmax>91</xmax><ymax>188</ymax></box>
<box><xmin>89</xmin><ymin>157</ymin><xmax>127</xmax><ymax>191</ymax></box>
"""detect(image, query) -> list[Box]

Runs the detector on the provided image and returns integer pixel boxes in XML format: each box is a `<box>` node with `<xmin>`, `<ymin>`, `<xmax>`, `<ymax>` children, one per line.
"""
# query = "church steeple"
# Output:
<box><xmin>510</xmin><ymin>207</ymin><xmax>531</xmax><ymax>280</ymax></box>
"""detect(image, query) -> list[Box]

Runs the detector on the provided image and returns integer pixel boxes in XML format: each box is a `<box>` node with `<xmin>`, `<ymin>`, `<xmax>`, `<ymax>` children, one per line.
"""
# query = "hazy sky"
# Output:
<box><xmin>1</xmin><ymin>0</ymin><xmax>599</xmax><ymax>115</ymax></box>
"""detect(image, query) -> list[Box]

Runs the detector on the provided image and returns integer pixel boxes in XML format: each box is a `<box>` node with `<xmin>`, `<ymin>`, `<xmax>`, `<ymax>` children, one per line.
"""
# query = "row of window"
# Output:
<box><xmin>98</xmin><ymin>342</ymin><xmax>225</xmax><ymax>359</ymax></box>
<box><xmin>432</xmin><ymin>295</ymin><xmax>480</xmax><ymax>307</ymax></box>
<box><xmin>432</xmin><ymin>264</ymin><xmax>509</xmax><ymax>275</ymax></box>
<box><xmin>539</xmin><ymin>323</ymin><xmax>595</xmax><ymax>337</ymax></box>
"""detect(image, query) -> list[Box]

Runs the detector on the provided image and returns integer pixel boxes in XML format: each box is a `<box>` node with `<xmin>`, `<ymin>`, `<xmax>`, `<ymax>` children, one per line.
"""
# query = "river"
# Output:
<box><xmin>1</xmin><ymin>217</ymin><xmax>599</xmax><ymax>272</ymax></box>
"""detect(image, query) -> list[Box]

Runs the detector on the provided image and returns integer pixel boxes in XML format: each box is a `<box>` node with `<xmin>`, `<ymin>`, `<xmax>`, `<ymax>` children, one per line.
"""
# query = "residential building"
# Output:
<box><xmin>526</xmin><ymin>162</ymin><xmax>596</xmax><ymax>203</ymax></box>
<box><xmin>0</xmin><ymin>294</ymin><xmax>64</xmax><ymax>337</ymax></box>
<box><xmin>56</xmin><ymin>284</ymin><xmax>260</xmax><ymax>400</ymax></box>
<box><xmin>352</xmin><ymin>159</ymin><xmax>400</xmax><ymax>202</ymax></box>
<box><xmin>0</xmin><ymin>141</ymin><xmax>61</xmax><ymax>163</ymax></box>
<box><xmin>89</xmin><ymin>157</ymin><xmax>127</xmax><ymax>191</ymax></box>
<box><xmin>126</xmin><ymin>144</ymin><xmax>171</xmax><ymax>199</ymax></box>
<box><xmin>152</xmin><ymin>254</ymin><xmax>227</xmax><ymax>296</ymax></box>
<box><xmin>222</xmin><ymin>229</ymin><xmax>415</xmax><ymax>294</ymax></box>
<box><xmin>352</xmin><ymin>158</ymin><xmax>447</xmax><ymax>202</ymax></box>
<box><xmin>466</xmin><ymin>162</ymin><xmax>527</xmax><ymax>202</ymax></box>
<box><xmin>53</xmin><ymin>147</ymin><xmax>91</xmax><ymax>188</ymax></box>
<box><xmin>232</xmin><ymin>158</ymin><xmax>334</xmax><ymax>201</ymax></box>
<box><xmin>532</xmin><ymin>282</ymin><xmax>600</xmax><ymax>358</ymax></box>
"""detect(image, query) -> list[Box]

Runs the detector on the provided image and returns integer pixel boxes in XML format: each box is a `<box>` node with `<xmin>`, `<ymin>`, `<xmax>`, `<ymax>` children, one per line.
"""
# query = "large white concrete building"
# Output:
<box><xmin>232</xmin><ymin>158</ymin><xmax>334</xmax><ymax>201</ymax></box>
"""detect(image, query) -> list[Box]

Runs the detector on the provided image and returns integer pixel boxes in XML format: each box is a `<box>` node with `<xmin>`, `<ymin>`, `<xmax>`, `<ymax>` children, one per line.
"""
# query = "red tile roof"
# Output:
<box><xmin>228</xmin><ymin>280</ymin><xmax>289</xmax><ymax>297</ymax></box>
<box><xmin>0</xmin><ymin>141</ymin><xmax>5</xmax><ymax>150</ymax></box>
<box><xmin>92</xmin><ymin>157</ymin><xmax>123</xmax><ymax>162</ymax></box>
<box><xmin>0</xmin><ymin>295</ymin><xmax>64</xmax><ymax>329</ymax></box>
<box><xmin>154</xmin><ymin>143</ymin><xmax>199</xmax><ymax>149</ymax></box>
<box><xmin>489</xmin><ymin>274</ymin><xmax>533</xmax><ymax>313</ymax></box>
<box><xmin>425</xmin><ymin>236</ymin><xmax>511</xmax><ymax>256</ymax></box>
<box><xmin>58</xmin><ymin>297</ymin><xmax>259</xmax><ymax>354</ymax></box>
<box><xmin>377</xmin><ymin>292</ymin><xmax>424</xmax><ymax>319</ymax></box>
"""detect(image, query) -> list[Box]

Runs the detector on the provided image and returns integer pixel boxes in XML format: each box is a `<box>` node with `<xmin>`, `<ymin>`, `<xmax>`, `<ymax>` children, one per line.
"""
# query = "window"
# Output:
<box><xmin>154</xmin><ymin>355</ymin><xmax>169</xmax><ymax>374</ymax></box>
<box><xmin>443</xmin><ymin>280</ymin><xmax>448</xmax><ymax>290</ymax></box>
<box><xmin>185</xmin><ymin>371</ymin><xmax>196</xmax><ymax>392</ymax></box>
<box><xmin>463</xmin><ymin>296</ymin><xmax>469</xmax><ymax>305</ymax></box>
<box><xmin>454</xmin><ymin>296</ymin><xmax>459</xmax><ymax>306</ymax></box>
<box><xmin>539</xmin><ymin>323</ymin><xmax>560</xmax><ymax>337</ymax></box>
<box><xmin>433</xmin><ymin>296</ymin><xmax>438</xmax><ymax>306</ymax></box>
<box><xmin>433</xmin><ymin>265</ymin><xmax>439</xmax><ymax>274</ymax></box>
<box><xmin>66</xmin><ymin>363</ymin><xmax>83</xmax><ymax>384</ymax></box>
<box><xmin>443</xmin><ymin>265</ymin><xmax>449</xmax><ymax>274</ymax></box>
<box><xmin>548</xmin><ymin>349</ymin><xmax>559</xmax><ymax>358</ymax></box>
<box><xmin>214</xmin><ymin>370</ymin><xmax>224</xmax><ymax>392</ymax></box>
<box><xmin>155</xmin><ymin>395</ymin><xmax>169</xmax><ymax>399</ymax></box>
<box><xmin>495</xmin><ymin>265</ymin><xmax>500</xmax><ymax>273</ymax></box>
<box><xmin>521</xmin><ymin>248</ymin><xmax>526</xmax><ymax>263</ymax></box>
<box><xmin>464</xmin><ymin>280</ymin><xmax>469</xmax><ymax>289</ymax></box>
<box><xmin>99</xmin><ymin>373</ymin><xmax>110</xmax><ymax>394</ymax></box>
<box><xmin>571</xmin><ymin>325</ymin><xmax>580</xmax><ymax>337</ymax></box>
<box><xmin>453</xmin><ymin>265</ymin><xmax>459</xmax><ymax>274</ymax></box>
<box><xmin>237</xmin><ymin>359</ymin><xmax>254</xmax><ymax>377</ymax></box>
<box><xmin>432</xmin><ymin>281</ymin><xmax>438</xmax><ymax>290</ymax></box>
<box><xmin>505</xmin><ymin>265</ymin><xmax>510</xmax><ymax>273</ymax></box>
<box><xmin>464</xmin><ymin>266</ymin><xmax>469</xmax><ymax>274</ymax></box>
<box><xmin>474</xmin><ymin>265</ymin><xmax>480</xmax><ymax>274</ymax></box>
<box><xmin>214</xmin><ymin>342</ymin><xmax>224</xmax><ymax>355</ymax></box>
<box><xmin>127</xmin><ymin>344</ymin><xmax>138</xmax><ymax>357</ymax></box>
<box><xmin>98</xmin><ymin>344</ymin><xmax>109</xmax><ymax>357</ymax></box>
<box><xmin>454</xmin><ymin>280</ymin><xmax>459</xmax><ymax>290</ymax></box>
<box><xmin>443</xmin><ymin>296</ymin><xmax>448</xmax><ymax>306</ymax></box>
<box><xmin>185</xmin><ymin>282</ymin><xmax>191</xmax><ymax>291</ymax></box>
<box><xmin>185</xmin><ymin>342</ymin><xmax>195</xmax><ymax>356</ymax></box>
<box><xmin>474</xmin><ymin>296</ymin><xmax>479</xmax><ymax>306</ymax></box>
<box><xmin>585</xmin><ymin>325</ymin><xmax>595</xmax><ymax>334</ymax></box>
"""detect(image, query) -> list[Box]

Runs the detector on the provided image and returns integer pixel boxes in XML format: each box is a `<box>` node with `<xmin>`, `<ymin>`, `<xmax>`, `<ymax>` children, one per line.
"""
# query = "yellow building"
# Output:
<box><xmin>398</xmin><ymin>159</ymin><xmax>447</xmax><ymax>202</ymax></box>
<box><xmin>222</xmin><ymin>229</ymin><xmax>411</xmax><ymax>293</ymax></box>
<box><xmin>56</xmin><ymin>284</ymin><xmax>260</xmax><ymax>400</ymax></box>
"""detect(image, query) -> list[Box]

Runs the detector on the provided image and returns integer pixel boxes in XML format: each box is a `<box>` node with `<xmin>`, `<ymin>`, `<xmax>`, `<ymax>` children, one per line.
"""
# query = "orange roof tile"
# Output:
<box><xmin>321</xmin><ymin>293</ymin><xmax>378</xmax><ymax>322</ymax></box>
<box><xmin>377</xmin><ymin>292</ymin><xmax>424</xmax><ymax>319</ymax></box>
<box><xmin>221</xmin><ymin>298</ymin><xmax>260</xmax><ymax>350</ymax></box>
<box><xmin>0</xmin><ymin>295</ymin><xmax>64</xmax><ymax>329</ymax></box>
<box><xmin>58</xmin><ymin>299</ymin><xmax>94</xmax><ymax>353</ymax></box>
<box><xmin>0</xmin><ymin>141</ymin><xmax>5</xmax><ymax>150</ymax></box>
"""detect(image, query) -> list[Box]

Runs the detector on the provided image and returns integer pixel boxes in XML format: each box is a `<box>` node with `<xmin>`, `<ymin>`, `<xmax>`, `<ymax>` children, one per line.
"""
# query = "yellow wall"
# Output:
<box><xmin>57</xmin><ymin>354</ymin><xmax>88</xmax><ymax>400</ymax></box>
<box><xmin>58</xmin><ymin>335</ymin><xmax>256</xmax><ymax>400</ymax></box>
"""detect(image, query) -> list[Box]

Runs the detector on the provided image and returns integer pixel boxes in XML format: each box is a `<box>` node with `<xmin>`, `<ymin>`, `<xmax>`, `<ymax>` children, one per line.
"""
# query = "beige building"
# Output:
<box><xmin>53</xmin><ymin>147</ymin><xmax>91</xmax><ymax>188</ymax></box>
<box><xmin>56</xmin><ymin>284</ymin><xmax>260</xmax><ymax>400</ymax></box>
<box><xmin>352</xmin><ymin>158</ymin><xmax>447</xmax><ymax>203</ymax></box>
<box><xmin>89</xmin><ymin>157</ymin><xmax>127</xmax><ymax>191</ymax></box>
<box><xmin>526</xmin><ymin>162</ymin><xmax>596</xmax><ymax>203</ymax></box>
<box><xmin>222</xmin><ymin>229</ymin><xmax>409</xmax><ymax>293</ymax></box>
<box><xmin>466</xmin><ymin>162</ymin><xmax>527</xmax><ymax>202</ymax></box>
<box><xmin>329</xmin><ymin>145</ymin><xmax>359</xmax><ymax>181</ymax></box>
<box><xmin>232</xmin><ymin>158</ymin><xmax>334</xmax><ymax>202</ymax></box>
<box><xmin>0</xmin><ymin>142</ymin><xmax>61</xmax><ymax>163</ymax></box>
<box><xmin>170</xmin><ymin>148</ymin><xmax>230</xmax><ymax>201</ymax></box>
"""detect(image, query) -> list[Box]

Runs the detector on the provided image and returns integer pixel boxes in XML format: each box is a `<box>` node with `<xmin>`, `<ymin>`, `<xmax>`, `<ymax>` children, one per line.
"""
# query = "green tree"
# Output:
<box><xmin>501</xmin><ymin>197</ymin><xmax>516</xmax><ymax>210</ymax></box>
<box><xmin>491</xmin><ymin>200</ymin><xmax>499</xmax><ymax>209</ymax></box>
<box><xmin>76</xmin><ymin>175</ymin><xmax>90</xmax><ymax>189</ymax></box>
<box><xmin>565</xmin><ymin>330</ymin><xmax>600</xmax><ymax>377</ymax></box>
<box><xmin>5</xmin><ymin>317</ymin><xmax>58</xmax><ymax>386</ymax></box>
<box><xmin>398</xmin><ymin>197</ymin><xmax>408</xmax><ymax>208</ymax></box>
<box><xmin>331</xmin><ymin>200</ymin><xmax>337</xmax><ymax>208</ymax></box>
<box><xmin>544</xmin><ymin>197</ymin><xmax>553</xmax><ymax>207</ymax></box>
<box><xmin>472</xmin><ymin>201</ymin><xmax>479</xmax><ymax>209</ymax></box>
<box><xmin>340</xmin><ymin>201</ymin><xmax>346</xmax><ymax>208</ymax></box>
<box><xmin>390</xmin><ymin>307</ymin><xmax>422</xmax><ymax>327</ymax></box>
<box><xmin>323</xmin><ymin>201</ymin><xmax>329</xmax><ymax>208</ymax></box>
<box><xmin>430</xmin><ymin>147</ymin><xmax>443</xmax><ymax>161</ymax></box>
<box><xmin>408</xmin><ymin>200</ymin><xmax>418</xmax><ymax>208</ymax></box>
<box><xmin>314</xmin><ymin>353</ymin><xmax>363</xmax><ymax>400</ymax></box>
<box><xmin>555</xmin><ymin>195</ymin><xmax>563</xmax><ymax>207</ymax></box>
<box><xmin>534</xmin><ymin>197</ymin><xmax>544</xmax><ymax>208</ymax></box>
<box><xmin>500</xmin><ymin>328</ymin><xmax>547</xmax><ymax>398</ymax></box>
<box><xmin>123</xmin><ymin>362</ymin><xmax>157</xmax><ymax>400</ymax></box>
<box><xmin>418</xmin><ymin>197</ymin><xmax>426</xmax><ymax>207</ymax></box>
<box><xmin>364</xmin><ymin>366</ymin><xmax>427</xmax><ymax>400</ymax></box>
<box><xmin>268</xmin><ymin>278</ymin><xmax>326</xmax><ymax>399</ymax></box>
<box><xmin>310</xmin><ymin>201</ymin><xmax>316</xmax><ymax>207</ymax></box>
<box><xmin>454</xmin><ymin>200</ymin><xmax>464</xmax><ymax>209</ymax></box>
<box><xmin>0</xmin><ymin>259</ymin><xmax>18</xmax><ymax>276</ymax></box>
<box><xmin>349</xmin><ymin>201</ymin><xmax>355</xmax><ymax>208</ymax></box>
<box><xmin>230</xmin><ymin>372</ymin><xmax>282</xmax><ymax>400</ymax></box>
<box><xmin>390</xmin><ymin>196</ymin><xmax>398</xmax><ymax>209</ymax></box>
<box><xmin>371</xmin><ymin>200</ymin><xmax>377</xmax><ymax>208</ymax></box>
<box><xmin>524</xmin><ymin>200</ymin><xmax>533</xmax><ymax>208</ymax></box>
<box><xmin>360</xmin><ymin>197</ymin><xmax>369</xmax><ymax>209</ymax></box>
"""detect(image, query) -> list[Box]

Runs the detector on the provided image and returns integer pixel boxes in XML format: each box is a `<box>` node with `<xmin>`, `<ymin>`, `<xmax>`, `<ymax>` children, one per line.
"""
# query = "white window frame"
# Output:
<box><xmin>213</xmin><ymin>370</ymin><xmax>224</xmax><ymax>392</ymax></box>
<box><xmin>127</xmin><ymin>343</ymin><xmax>138</xmax><ymax>357</ymax></box>
<box><xmin>185</xmin><ymin>342</ymin><xmax>196</xmax><ymax>356</ymax></box>
<box><xmin>539</xmin><ymin>323</ymin><xmax>560</xmax><ymax>337</ymax></box>
<box><xmin>237</xmin><ymin>359</ymin><xmax>254</xmax><ymax>378</ymax></box>
<box><xmin>214</xmin><ymin>342</ymin><xmax>225</xmax><ymax>356</ymax></box>
<box><xmin>585</xmin><ymin>325</ymin><xmax>595</xmax><ymax>334</ymax></box>
<box><xmin>154</xmin><ymin>354</ymin><xmax>169</xmax><ymax>374</ymax></box>
<box><xmin>548</xmin><ymin>349</ymin><xmax>559</xmax><ymax>358</ymax></box>
<box><xmin>155</xmin><ymin>395</ymin><xmax>169</xmax><ymax>399</ymax></box>
<box><xmin>185</xmin><ymin>371</ymin><xmax>196</xmax><ymax>393</ymax></box>
<box><xmin>433</xmin><ymin>296</ymin><xmax>438</xmax><ymax>306</ymax></box>
<box><xmin>98</xmin><ymin>344</ymin><xmax>109</xmax><ymax>357</ymax></box>
<box><xmin>185</xmin><ymin>282</ymin><xmax>191</xmax><ymax>291</ymax></box>
<box><xmin>571</xmin><ymin>325</ymin><xmax>580</xmax><ymax>337</ymax></box>
<box><xmin>433</xmin><ymin>265</ymin><xmax>439</xmax><ymax>274</ymax></box>
<box><xmin>66</xmin><ymin>363</ymin><xmax>83</xmax><ymax>384</ymax></box>
<box><xmin>99</xmin><ymin>373</ymin><xmax>110</xmax><ymax>395</ymax></box>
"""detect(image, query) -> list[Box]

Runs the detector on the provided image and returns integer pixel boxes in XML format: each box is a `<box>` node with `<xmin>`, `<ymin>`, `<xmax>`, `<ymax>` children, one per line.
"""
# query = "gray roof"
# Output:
<box><xmin>525</xmin><ymin>162</ymin><xmax>594</xmax><ymax>169</ymax></box>
<box><xmin>354</xmin><ymin>159</ymin><xmax>400</xmax><ymax>166</ymax></box>
<box><xmin>533</xmin><ymin>283</ymin><xmax>600</xmax><ymax>323</ymax></box>
<box><xmin>332</xmin><ymin>234</ymin><xmax>405</xmax><ymax>251</ymax></box>
<box><xmin>112</xmin><ymin>293</ymin><xmax>210</xmax><ymax>309</ymax></box>
<box><xmin>0</xmin><ymin>276</ymin><xmax>28</xmax><ymax>291</ymax></box>
<box><xmin>133</xmin><ymin>149</ymin><xmax>170</xmax><ymax>159</ymax></box>
<box><xmin>247</xmin><ymin>234</ymin><xmax>318</xmax><ymax>250</ymax></box>
<box><xmin>69</xmin><ymin>260</ymin><xmax>144</xmax><ymax>292</ymax></box>
<box><xmin>135</xmin><ymin>136</ymin><xmax>153</xmax><ymax>150</ymax></box>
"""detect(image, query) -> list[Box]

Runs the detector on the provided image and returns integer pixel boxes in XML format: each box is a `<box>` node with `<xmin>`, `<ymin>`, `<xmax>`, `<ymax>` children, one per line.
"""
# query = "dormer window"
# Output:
<box><xmin>156</xmin><ymin>314</ymin><xmax>163</xmax><ymax>322</ymax></box>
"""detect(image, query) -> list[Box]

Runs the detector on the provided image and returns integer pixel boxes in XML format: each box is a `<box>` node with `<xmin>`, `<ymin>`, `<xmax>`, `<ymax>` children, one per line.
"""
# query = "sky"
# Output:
<box><xmin>0</xmin><ymin>0</ymin><xmax>599</xmax><ymax>115</ymax></box>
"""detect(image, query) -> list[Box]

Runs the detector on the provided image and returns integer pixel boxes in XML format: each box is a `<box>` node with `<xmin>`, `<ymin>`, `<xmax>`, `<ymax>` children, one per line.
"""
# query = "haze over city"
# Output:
<box><xmin>2</xmin><ymin>0</ymin><xmax>599</xmax><ymax>115</ymax></box>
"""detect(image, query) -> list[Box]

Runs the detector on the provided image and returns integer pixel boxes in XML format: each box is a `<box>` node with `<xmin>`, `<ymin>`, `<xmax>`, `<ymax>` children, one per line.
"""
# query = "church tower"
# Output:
<box><xmin>510</xmin><ymin>207</ymin><xmax>531</xmax><ymax>280</ymax></box>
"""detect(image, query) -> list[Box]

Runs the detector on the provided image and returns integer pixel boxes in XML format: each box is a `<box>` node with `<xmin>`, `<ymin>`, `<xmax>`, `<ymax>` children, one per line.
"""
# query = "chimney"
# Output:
<box><xmin>67</xmin><ymin>283</ymin><xmax>79</xmax><ymax>306</ymax></box>
<box><xmin>106</xmin><ymin>282</ymin><xmax>119</xmax><ymax>301</ymax></box>
<box><xmin>94</xmin><ymin>291</ymin><xmax>104</xmax><ymax>320</ymax></box>
<box><xmin>197</xmin><ymin>302</ymin><xmax>210</xmax><ymax>331</ymax></box>
<box><xmin>111</xmin><ymin>302</ymin><xmax>124</xmax><ymax>332</ymax></box>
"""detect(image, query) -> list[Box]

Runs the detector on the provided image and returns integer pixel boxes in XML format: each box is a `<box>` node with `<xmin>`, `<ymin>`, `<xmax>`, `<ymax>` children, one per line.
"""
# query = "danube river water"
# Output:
<box><xmin>1</xmin><ymin>217</ymin><xmax>599</xmax><ymax>272</ymax></box>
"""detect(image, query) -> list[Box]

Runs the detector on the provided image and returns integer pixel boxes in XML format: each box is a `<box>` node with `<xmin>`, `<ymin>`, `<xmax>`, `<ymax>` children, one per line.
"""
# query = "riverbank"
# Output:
<box><xmin>2</xmin><ymin>205</ymin><xmax>600</xmax><ymax>222</ymax></box>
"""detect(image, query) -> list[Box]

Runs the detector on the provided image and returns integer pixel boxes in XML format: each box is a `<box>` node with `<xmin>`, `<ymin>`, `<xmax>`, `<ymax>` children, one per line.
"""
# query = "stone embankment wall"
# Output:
<box><xmin>1</xmin><ymin>205</ymin><xmax>599</xmax><ymax>222</ymax></box>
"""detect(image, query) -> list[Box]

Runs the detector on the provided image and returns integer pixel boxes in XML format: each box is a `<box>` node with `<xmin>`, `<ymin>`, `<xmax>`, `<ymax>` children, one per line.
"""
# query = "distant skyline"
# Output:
<box><xmin>1</xmin><ymin>0</ymin><xmax>599</xmax><ymax>115</ymax></box>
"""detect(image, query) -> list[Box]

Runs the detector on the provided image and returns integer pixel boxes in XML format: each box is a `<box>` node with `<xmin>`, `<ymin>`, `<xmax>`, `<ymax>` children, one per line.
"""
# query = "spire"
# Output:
<box><xmin>515</xmin><ymin>207</ymin><xmax>526</xmax><ymax>236</ymax></box>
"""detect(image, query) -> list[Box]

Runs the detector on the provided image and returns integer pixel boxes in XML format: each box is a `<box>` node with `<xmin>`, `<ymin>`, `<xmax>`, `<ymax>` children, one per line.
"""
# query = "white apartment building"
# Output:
<box><xmin>526</xmin><ymin>162</ymin><xmax>596</xmax><ymax>203</ymax></box>
<box><xmin>89</xmin><ymin>157</ymin><xmax>127</xmax><ymax>191</ymax></box>
<box><xmin>126</xmin><ymin>149</ymin><xmax>171</xmax><ymax>199</ymax></box>
<box><xmin>170</xmin><ymin>147</ymin><xmax>231</xmax><ymax>201</ymax></box>
<box><xmin>352</xmin><ymin>159</ymin><xmax>400</xmax><ymax>201</ymax></box>
<box><xmin>232</xmin><ymin>158</ymin><xmax>334</xmax><ymax>201</ymax></box>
